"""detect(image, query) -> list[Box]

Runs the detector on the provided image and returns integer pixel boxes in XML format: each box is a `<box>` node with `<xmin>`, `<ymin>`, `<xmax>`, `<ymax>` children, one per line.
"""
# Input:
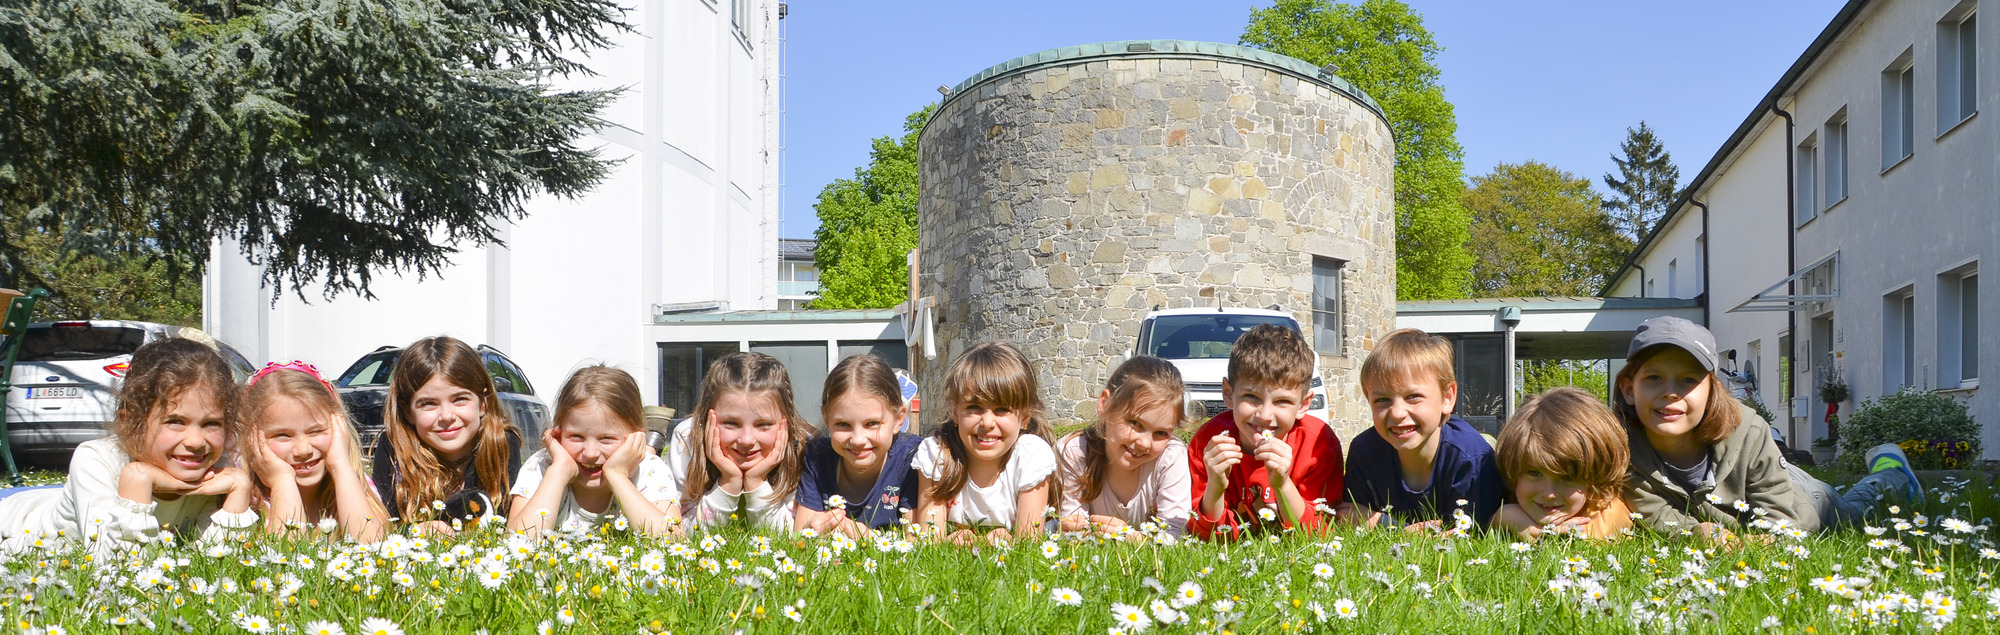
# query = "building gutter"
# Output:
<box><xmin>1774</xmin><ymin>107</ymin><xmax>1796</xmax><ymax>383</ymax></box>
<box><xmin>1692</xmin><ymin>199</ymin><xmax>1709</xmax><ymax>324</ymax></box>
<box><xmin>1600</xmin><ymin>0</ymin><xmax>1871</xmax><ymax>296</ymax></box>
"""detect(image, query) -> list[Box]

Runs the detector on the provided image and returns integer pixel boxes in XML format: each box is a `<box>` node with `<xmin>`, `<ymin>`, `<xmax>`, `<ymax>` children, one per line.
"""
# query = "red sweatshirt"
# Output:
<box><xmin>1186</xmin><ymin>411</ymin><xmax>1344</xmax><ymax>540</ymax></box>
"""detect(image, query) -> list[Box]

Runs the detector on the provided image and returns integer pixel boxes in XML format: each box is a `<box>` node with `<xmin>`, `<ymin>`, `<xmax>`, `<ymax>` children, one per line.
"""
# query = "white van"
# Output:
<box><xmin>1129</xmin><ymin>307</ymin><xmax>1330</xmax><ymax>424</ymax></box>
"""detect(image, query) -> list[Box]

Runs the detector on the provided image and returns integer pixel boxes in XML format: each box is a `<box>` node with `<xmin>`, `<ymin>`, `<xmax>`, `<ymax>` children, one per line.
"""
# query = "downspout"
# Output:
<box><xmin>1774</xmin><ymin>106</ymin><xmax>1797</xmax><ymax>435</ymax></box>
<box><xmin>1691</xmin><ymin>200</ymin><xmax>1709</xmax><ymax>325</ymax></box>
<box><xmin>1633</xmin><ymin>264</ymin><xmax>1648</xmax><ymax>298</ymax></box>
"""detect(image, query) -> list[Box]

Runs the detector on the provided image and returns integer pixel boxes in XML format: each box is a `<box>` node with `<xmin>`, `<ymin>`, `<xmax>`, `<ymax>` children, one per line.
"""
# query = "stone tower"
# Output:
<box><xmin>916</xmin><ymin>40</ymin><xmax>1396</xmax><ymax>441</ymax></box>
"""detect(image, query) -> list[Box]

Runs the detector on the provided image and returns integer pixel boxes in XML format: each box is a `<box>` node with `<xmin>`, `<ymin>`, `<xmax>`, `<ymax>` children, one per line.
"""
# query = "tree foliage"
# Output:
<box><xmin>4</xmin><ymin>216</ymin><xmax>200</xmax><ymax>326</ymax></box>
<box><xmin>1602</xmin><ymin>121</ymin><xmax>1681</xmax><ymax>242</ymax></box>
<box><xmin>1242</xmin><ymin>0</ymin><xmax>1472</xmax><ymax>300</ymax></box>
<box><xmin>1464</xmin><ymin>161</ymin><xmax>1632</xmax><ymax>297</ymax></box>
<box><xmin>811</xmin><ymin>105</ymin><xmax>931</xmax><ymax>310</ymax></box>
<box><xmin>0</xmin><ymin>0</ymin><xmax>625</xmax><ymax>299</ymax></box>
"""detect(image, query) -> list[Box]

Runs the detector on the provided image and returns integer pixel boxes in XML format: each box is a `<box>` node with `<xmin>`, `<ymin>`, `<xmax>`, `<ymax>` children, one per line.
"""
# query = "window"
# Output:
<box><xmin>1668</xmin><ymin>259</ymin><xmax>1679</xmax><ymax>297</ymax></box>
<box><xmin>1939</xmin><ymin>8</ymin><xmax>1978</xmax><ymax>130</ymax></box>
<box><xmin>1311</xmin><ymin>257</ymin><xmax>1345</xmax><ymax>355</ymax></box>
<box><xmin>1882</xmin><ymin>57</ymin><xmax>1916</xmax><ymax>168</ymax></box>
<box><xmin>658</xmin><ymin>342</ymin><xmax>740</xmax><ymax>415</ymax></box>
<box><xmin>1795</xmin><ymin>137</ymin><xmax>1818</xmax><ymax>225</ymax></box>
<box><xmin>1824</xmin><ymin>115</ymin><xmax>1848</xmax><ymax>204</ymax></box>
<box><xmin>751</xmin><ymin>342</ymin><xmax>829</xmax><ymax>420</ymax></box>
<box><xmin>1939</xmin><ymin>266</ymin><xmax>1979</xmax><ymax>388</ymax></box>
<box><xmin>1884</xmin><ymin>287</ymin><xmax>1918</xmax><ymax>391</ymax></box>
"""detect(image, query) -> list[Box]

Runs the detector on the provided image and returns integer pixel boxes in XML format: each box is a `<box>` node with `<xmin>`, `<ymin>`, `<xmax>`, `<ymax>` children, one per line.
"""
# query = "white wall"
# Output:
<box><xmin>203</xmin><ymin>0</ymin><xmax>783</xmax><ymax>404</ymax></box>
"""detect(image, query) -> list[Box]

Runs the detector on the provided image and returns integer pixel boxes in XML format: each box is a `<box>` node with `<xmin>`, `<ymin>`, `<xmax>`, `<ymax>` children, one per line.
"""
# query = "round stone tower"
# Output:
<box><xmin>916</xmin><ymin>40</ymin><xmax>1396</xmax><ymax>441</ymax></box>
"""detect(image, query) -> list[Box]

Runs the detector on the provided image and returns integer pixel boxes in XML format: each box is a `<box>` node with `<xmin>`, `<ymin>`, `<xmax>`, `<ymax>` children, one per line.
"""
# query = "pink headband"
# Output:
<box><xmin>250</xmin><ymin>360</ymin><xmax>338</xmax><ymax>397</ymax></box>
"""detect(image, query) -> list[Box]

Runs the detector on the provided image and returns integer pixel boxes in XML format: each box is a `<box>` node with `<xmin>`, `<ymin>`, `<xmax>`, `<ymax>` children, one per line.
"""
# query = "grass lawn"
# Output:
<box><xmin>0</xmin><ymin>473</ymin><xmax>1996</xmax><ymax>634</ymax></box>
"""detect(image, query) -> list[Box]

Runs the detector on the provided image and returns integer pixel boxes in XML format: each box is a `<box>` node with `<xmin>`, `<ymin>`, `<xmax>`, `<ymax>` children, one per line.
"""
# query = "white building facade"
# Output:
<box><xmin>204</xmin><ymin>0</ymin><xmax>787</xmax><ymax>404</ymax></box>
<box><xmin>1609</xmin><ymin>0</ymin><xmax>1995</xmax><ymax>454</ymax></box>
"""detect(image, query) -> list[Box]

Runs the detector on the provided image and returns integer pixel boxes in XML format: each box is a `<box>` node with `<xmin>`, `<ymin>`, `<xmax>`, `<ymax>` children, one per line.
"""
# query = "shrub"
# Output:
<box><xmin>1836</xmin><ymin>388</ymin><xmax>1979</xmax><ymax>470</ymax></box>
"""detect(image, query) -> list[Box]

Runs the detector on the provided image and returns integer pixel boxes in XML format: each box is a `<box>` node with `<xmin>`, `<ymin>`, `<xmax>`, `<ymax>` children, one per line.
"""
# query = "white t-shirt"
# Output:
<box><xmin>0</xmin><ymin>438</ymin><xmax>258</xmax><ymax>553</ymax></box>
<box><xmin>663</xmin><ymin>420</ymin><xmax>795</xmax><ymax>530</ymax></box>
<box><xmin>911</xmin><ymin>433</ymin><xmax>1057</xmax><ymax>530</ymax></box>
<box><xmin>1053</xmin><ymin>432</ymin><xmax>1191</xmax><ymax>537</ymax></box>
<box><xmin>509</xmin><ymin>448</ymin><xmax>677</xmax><ymax>532</ymax></box>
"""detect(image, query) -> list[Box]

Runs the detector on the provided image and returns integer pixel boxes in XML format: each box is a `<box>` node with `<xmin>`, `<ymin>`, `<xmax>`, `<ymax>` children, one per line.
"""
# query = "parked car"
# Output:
<box><xmin>333</xmin><ymin>344</ymin><xmax>550</xmax><ymax>451</ymax></box>
<box><xmin>1129</xmin><ymin>307</ymin><xmax>1331</xmax><ymax>424</ymax></box>
<box><xmin>2</xmin><ymin>321</ymin><xmax>255</xmax><ymax>467</ymax></box>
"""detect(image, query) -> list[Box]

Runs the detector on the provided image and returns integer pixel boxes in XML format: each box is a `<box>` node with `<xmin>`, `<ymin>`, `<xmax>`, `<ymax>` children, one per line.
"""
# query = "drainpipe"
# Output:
<box><xmin>1774</xmin><ymin>106</ymin><xmax>1797</xmax><ymax>440</ymax></box>
<box><xmin>1691</xmin><ymin>200</ymin><xmax>1709</xmax><ymax>325</ymax></box>
<box><xmin>1632</xmin><ymin>264</ymin><xmax>1648</xmax><ymax>298</ymax></box>
<box><xmin>1500</xmin><ymin>306</ymin><xmax>1522</xmax><ymax>424</ymax></box>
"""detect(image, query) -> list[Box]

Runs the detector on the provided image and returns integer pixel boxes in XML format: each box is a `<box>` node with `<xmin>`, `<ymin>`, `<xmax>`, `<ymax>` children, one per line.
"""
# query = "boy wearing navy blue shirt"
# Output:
<box><xmin>1339</xmin><ymin>328</ymin><xmax>1503</xmax><ymax>530</ymax></box>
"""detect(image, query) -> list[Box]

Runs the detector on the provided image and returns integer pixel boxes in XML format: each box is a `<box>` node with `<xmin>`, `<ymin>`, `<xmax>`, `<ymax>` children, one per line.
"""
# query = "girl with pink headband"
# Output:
<box><xmin>244</xmin><ymin>361</ymin><xmax>389</xmax><ymax>542</ymax></box>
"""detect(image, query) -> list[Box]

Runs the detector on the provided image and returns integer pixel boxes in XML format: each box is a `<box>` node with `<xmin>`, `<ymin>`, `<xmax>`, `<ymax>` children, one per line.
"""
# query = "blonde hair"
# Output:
<box><xmin>382</xmin><ymin>336</ymin><xmax>518</xmax><ymax>521</ymax></box>
<box><xmin>1497</xmin><ymin>387</ymin><xmax>1630</xmax><ymax>514</ymax></box>
<box><xmin>1225</xmin><ymin>324</ymin><xmax>1315</xmax><ymax>392</ymax></box>
<box><xmin>1360</xmin><ymin>328</ymin><xmax>1456</xmax><ymax>394</ymax></box>
<box><xmin>929</xmin><ymin>341</ymin><xmax>1050</xmax><ymax>501</ymax></box>
<box><xmin>243</xmin><ymin>368</ymin><xmax>371</xmax><ymax>496</ymax></box>
<box><xmin>682</xmin><ymin>352</ymin><xmax>814</xmax><ymax>505</ymax></box>
<box><xmin>555</xmin><ymin>366</ymin><xmax>645</xmax><ymax>433</ymax></box>
<box><xmin>1072</xmin><ymin>356</ymin><xmax>1185</xmax><ymax>502</ymax></box>
<box><xmin>1612</xmin><ymin>345</ymin><xmax>1740</xmax><ymax>444</ymax></box>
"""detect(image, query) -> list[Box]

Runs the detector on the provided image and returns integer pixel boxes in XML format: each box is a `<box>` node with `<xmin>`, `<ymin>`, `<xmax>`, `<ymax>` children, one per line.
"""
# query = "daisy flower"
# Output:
<box><xmin>1051</xmin><ymin>587</ymin><xmax>1082</xmax><ymax>606</ymax></box>
<box><xmin>556</xmin><ymin>608</ymin><xmax>577</xmax><ymax>625</ymax></box>
<box><xmin>1111</xmin><ymin>603</ymin><xmax>1152</xmax><ymax>632</ymax></box>
<box><xmin>1173</xmin><ymin>581</ymin><xmax>1202</xmax><ymax>607</ymax></box>
<box><xmin>1333</xmin><ymin>598</ymin><xmax>1358</xmax><ymax>619</ymax></box>
<box><xmin>304</xmin><ymin>622</ymin><xmax>345</xmax><ymax>635</ymax></box>
<box><xmin>358</xmin><ymin>617</ymin><xmax>404</xmax><ymax>635</ymax></box>
<box><xmin>236</xmin><ymin>614</ymin><xmax>274</xmax><ymax>634</ymax></box>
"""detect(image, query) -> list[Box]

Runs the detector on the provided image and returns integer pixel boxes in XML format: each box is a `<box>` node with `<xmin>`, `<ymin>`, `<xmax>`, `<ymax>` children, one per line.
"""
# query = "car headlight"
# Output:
<box><xmin>1309</xmin><ymin>394</ymin><xmax>1325</xmax><ymax>411</ymax></box>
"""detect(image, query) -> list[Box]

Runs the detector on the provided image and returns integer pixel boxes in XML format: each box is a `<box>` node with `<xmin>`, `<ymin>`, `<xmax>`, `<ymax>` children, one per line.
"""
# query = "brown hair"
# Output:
<box><xmin>1224</xmin><ymin>324</ymin><xmax>1315</xmax><ymax>393</ymax></box>
<box><xmin>1612</xmin><ymin>345</ymin><xmax>1740</xmax><ymax>444</ymax></box>
<box><xmin>928</xmin><ymin>341</ymin><xmax>1050</xmax><ymax>501</ymax></box>
<box><xmin>821</xmin><ymin>354</ymin><xmax>905</xmax><ymax>422</ymax></box>
<box><xmin>1360</xmin><ymin>328</ymin><xmax>1457</xmax><ymax>394</ymax></box>
<box><xmin>111</xmin><ymin>338</ymin><xmax>241</xmax><ymax>465</ymax></box>
<box><xmin>382</xmin><ymin>336</ymin><xmax>518</xmax><ymax>521</ymax></box>
<box><xmin>555</xmin><ymin>365</ymin><xmax>645</xmax><ymax>433</ymax></box>
<box><xmin>1072</xmin><ymin>356</ymin><xmax>1185</xmax><ymax>502</ymax></box>
<box><xmin>681</xmin><ymin>352</ymin><xmax>814</xmax><ymax>505</ymax></box>
<box><xmin>1497</xmin><ymin>387</ymin><xmax>1630</xmax><ymax>514</ymax></box>
<box><xmin>243</xmin><ymin>368</ymin><xmax>378</xmax><ymax>515</ymax></box>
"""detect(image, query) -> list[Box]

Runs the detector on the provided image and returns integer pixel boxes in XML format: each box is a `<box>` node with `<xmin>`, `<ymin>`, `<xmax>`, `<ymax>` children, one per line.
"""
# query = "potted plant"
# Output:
<box><xmin>1816</xmin><ymin>366</ymin><xmax>1850</xmax><ymax>449</ymax></box>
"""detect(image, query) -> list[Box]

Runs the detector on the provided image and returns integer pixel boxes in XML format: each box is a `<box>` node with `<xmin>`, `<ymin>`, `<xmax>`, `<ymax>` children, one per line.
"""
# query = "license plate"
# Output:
<box><xmin>27</xmin><ymin>387</ymin><xmax>81</xmax><ymax>399</ymax></box>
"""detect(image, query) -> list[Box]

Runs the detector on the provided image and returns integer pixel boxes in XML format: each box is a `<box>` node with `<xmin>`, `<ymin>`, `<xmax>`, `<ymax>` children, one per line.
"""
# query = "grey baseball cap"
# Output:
<box><xmin>1627</xmin><ymin>316</ymin><xmax>1719</xmax><ymax>371</ymax></box>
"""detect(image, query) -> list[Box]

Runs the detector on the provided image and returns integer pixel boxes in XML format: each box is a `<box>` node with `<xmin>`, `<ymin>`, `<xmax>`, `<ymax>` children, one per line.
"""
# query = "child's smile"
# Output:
<box><xmin>955</xmin><ymin>401</ymin><xmax>1022</xmax><ymax>464</ymax></box>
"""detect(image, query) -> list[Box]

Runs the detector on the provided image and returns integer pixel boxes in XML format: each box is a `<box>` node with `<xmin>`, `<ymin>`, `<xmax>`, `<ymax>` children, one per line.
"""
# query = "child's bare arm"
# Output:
<box><xmin>915</xmin><ymin>475</ymin><xmax>950</xmax><ymax>541</ymax></box>
<box><xmin>1010</xmin><ymin>478</ymin><xmax>1051</xmax><ymax>542</ymax></box>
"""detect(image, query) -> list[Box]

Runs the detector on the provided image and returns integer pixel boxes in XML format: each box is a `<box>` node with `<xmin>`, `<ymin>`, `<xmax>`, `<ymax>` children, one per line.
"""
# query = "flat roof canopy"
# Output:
<box><xmin>1395</xmin><ymin>296</ymin><xmax>1705</xmax><ymax>360</ymax></box>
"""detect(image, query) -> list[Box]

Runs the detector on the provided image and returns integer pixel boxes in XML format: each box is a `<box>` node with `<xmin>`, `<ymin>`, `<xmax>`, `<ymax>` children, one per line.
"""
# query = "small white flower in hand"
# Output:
<box><xmin>826</xmin><ymin>494</ymin><xmax>848</xmax><ymax>509</ymax></box>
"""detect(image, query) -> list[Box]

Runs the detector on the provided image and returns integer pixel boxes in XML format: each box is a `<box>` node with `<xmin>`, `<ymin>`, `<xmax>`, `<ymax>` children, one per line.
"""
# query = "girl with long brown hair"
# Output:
<box><xmin>664</xmin><ymin>352</ymin><xmax>813</xmax><ymax>530</ymax></box>
<box><xmin>370</xmin><ymin>336</ymin><xmax>522</xmax><ymax>534</ymax></box>
<box><xmin>912</xmin><ymin>341</ymin><xmax>1056</xmax><ymax>545</ymax></box>
<box><xmin>1054</xmin><ymin>356</ymin><xmax>1192</xmax><ymax>539</ymax></box>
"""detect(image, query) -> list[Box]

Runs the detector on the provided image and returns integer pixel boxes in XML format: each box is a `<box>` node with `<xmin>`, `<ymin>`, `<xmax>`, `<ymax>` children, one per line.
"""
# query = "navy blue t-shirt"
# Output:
<box><xmin>1342</xmin><ymin>416</ymin><xmax>1503</xmax><ymax>527</ymax></box>
<box><xmin>797</xmin><ymin>433</ymin><xmax>923</xmax><ymax>529</ymax></box>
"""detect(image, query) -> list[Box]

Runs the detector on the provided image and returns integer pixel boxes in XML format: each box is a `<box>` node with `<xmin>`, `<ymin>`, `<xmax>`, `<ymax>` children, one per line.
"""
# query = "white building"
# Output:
<box><xmin>776</xmin><ymin>238</ymin><xmax>820</xmax><ymax>310</ymax></box>
<box><xmin>1608</xmin><ymin>0</ymin><xmax>1994</xmax><ymax>454</ymax></box>
<box><xmin>204</xmin><ymin>0</ymin><xmax>788</xmax><ymax>405</ymax></box>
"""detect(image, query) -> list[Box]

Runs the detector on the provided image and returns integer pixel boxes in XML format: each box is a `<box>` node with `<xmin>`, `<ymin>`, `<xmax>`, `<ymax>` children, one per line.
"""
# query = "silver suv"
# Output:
<box><xmin>3</xmin><ymin>321</ymin><xmax>255</xmax><ymax>466</ymax></box>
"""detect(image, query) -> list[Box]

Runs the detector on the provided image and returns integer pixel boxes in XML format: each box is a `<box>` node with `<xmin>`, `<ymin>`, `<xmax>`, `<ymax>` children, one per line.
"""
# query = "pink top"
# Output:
<box><xmin>1054</xmin><ymin>432</ymin><xmax>1191</xmax><ymax>537</ymax></box>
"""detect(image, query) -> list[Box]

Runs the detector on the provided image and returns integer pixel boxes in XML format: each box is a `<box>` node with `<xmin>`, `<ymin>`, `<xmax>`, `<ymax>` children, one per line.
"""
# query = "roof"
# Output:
<box><xmin>778</xmin><ymin>238</ymin><xmax>816</xmax><ymax>262</ymax></box>
<box><xmin>1602</xmin><ymin>0</ymin><xmax>1873</xmax><ymax>295</ymax></box>
<box><xmin>934</xmin><ymin>40</ymin><xmax>1386</xmax><ymax>126</ymax></box>
<box><xmin>1396</xmin><ymin>296</ymin><xmax>1705</xmax><ymax>313</ymax></box>
<box><xmin>652</xmin><ymin>309</ymin><xmax>897</xmax><ymax>325</ymax></box>
<box><xmin>1146</xmin><ymin>306</ymin><xmax>1293</xmax><ymax>318</ymax></box>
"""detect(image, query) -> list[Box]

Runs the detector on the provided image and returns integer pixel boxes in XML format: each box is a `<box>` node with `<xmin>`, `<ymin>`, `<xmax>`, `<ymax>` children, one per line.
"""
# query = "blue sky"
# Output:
<box><xmin>776</xmin><ymin>0</ymin><xmax>1848</xmax><ymax>239</ymax></box>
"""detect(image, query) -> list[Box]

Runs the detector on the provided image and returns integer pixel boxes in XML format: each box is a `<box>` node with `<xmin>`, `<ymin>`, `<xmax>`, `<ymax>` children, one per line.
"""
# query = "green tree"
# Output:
<box><xmin>1521</xmin><ymin>360</ymin><xmax>1612</xmax><ymax>404</ymax></box>
<box><xmin>1242</xmin><ymin>0</ymin><xmax>1472</xmax><ymax>300</ymax></box>
<box><xmin>1602</xmin><ymin>121</ymin><xmax>1682</xmax><ymax>241</ymax></box>
<box><xmin>1463</xmin><ymin>161</ymin><xmax>1631</xmax><ymax>297</ymax></box>
<box><xmin>811</xmin><ymin>105</ymin><xmax>932</xmax><ymax>309</ymax></box>
<box><xmin>4</xmin><ymin>216</ymin><xmax>200</xmax><ymax>325</ymax></box>
<box><xmin>1</xmin><ymin>0</ymin><xmax>624</xmax><ymax>299</ymax></box>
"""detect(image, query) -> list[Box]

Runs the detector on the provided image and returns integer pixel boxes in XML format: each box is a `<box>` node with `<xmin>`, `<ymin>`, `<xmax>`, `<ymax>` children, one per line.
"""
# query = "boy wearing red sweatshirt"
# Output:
<box><xmin>1187</xmin><ymin>324</ymin><xmax>1344</xmax><ymax>540</ymax></box>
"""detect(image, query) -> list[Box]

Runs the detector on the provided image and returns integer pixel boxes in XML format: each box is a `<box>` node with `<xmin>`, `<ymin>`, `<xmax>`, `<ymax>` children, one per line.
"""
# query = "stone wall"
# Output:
<box><xmin>916</xmin><ymin>41</ymin><xmax>1396</xmax><ymax>443</ymax></box>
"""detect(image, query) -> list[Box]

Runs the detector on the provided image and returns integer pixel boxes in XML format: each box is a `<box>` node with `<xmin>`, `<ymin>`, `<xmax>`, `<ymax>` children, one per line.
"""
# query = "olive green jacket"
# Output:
<box><xmin>1625</xmin><ymin>403</ymin><xmax>1820</xmax><ymax>534</ymax></box>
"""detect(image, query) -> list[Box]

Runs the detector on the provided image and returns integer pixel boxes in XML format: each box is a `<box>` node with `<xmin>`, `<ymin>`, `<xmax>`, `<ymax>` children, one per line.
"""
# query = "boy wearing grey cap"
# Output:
<box><xmin>1614</xmin><ymin>317</ymin><xmax>1919</xmax><ymax>539</ymax></box>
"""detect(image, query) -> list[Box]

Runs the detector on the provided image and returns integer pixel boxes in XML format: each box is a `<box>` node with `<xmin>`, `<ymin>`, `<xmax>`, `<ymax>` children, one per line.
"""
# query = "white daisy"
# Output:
<box><xmin>358</xmin><ymin>617</ymin><xmax>403</xmax><ymax>635</ymax></box>
<box><xmin>1333</xmin><ymin>598</ymin><xmax>1358</xmax><ymax>619</ymax></box>
<box><xmin>1051</xmin><ymin>587</ymin><xmax>1082</xmax><ymax>606</ymax></box>
<box><xmin>1111</xmin><ymin>602</ymin><xmax>1152</xmax><ymax>632</ymax></box>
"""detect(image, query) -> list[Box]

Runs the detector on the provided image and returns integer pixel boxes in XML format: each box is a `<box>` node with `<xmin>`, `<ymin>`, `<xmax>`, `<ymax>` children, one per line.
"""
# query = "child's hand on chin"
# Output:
<box><xmin>123</xmin><ymin>461</ymin><xmax>198</xmax><ymax>500</ymax></box>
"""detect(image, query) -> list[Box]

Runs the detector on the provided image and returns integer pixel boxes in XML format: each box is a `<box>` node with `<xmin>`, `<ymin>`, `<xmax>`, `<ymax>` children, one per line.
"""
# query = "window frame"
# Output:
<box><xmin>1309</xmin><ymin>256</ymin><xmax>1345</xmax><ymax>356</ymax></box>
<box><xmin>1823</xmin><ymin>114</ymin><xmax>1848</xmax><ymax>207</ymax></box>
<box><xmin>1882</xmin><ymin>54</ymin><xmax>1917</xmax><ymax>171</ymax></box>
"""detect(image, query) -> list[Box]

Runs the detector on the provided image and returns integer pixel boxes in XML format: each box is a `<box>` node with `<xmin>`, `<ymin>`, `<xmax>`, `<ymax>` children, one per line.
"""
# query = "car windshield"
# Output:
<box><xmin>1144</xmin><ymin>314</ymin><xmax>1299</xmax><ymax>360</ymax></box>
<box><xmin>12</xmin><ymin>325</ymin><xmax>147</xmax><ymax>361</ymax></box>
<box><xmin>337</xmin><ymin>350</ymin><xmax>400</xmax><ymax>388</ymax></box>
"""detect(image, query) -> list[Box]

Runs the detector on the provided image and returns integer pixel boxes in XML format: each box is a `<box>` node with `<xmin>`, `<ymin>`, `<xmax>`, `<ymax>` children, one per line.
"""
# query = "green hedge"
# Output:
<box><xmin>1835</xmin><ymin>388</ymin><xmax>1979</xmax><ymax>470</ymax></box>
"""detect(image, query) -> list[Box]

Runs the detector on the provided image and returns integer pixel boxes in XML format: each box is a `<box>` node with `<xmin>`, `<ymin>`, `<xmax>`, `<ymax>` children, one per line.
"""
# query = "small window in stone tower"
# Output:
<box><xmin>1311</xmin><ymin>257</ymin><xmax>1345</xmax><ymax>356</ymax></box>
